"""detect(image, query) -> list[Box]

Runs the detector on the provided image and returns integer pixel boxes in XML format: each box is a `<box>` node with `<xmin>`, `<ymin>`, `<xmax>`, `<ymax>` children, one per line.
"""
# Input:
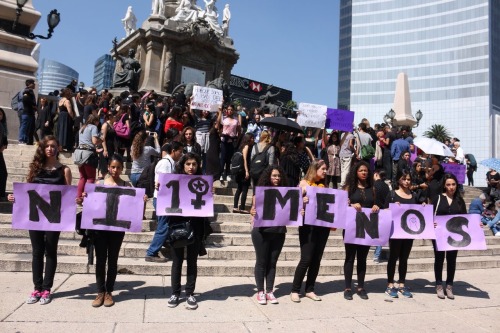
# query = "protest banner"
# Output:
<box><xmin>325</xmin><ymin>108</ymin><xmax>355</xmax><ymax>132</ymax></box>
<box><xmin>389</xmin><ymin>204</ymin><xmax>435</xmax><ymax>239</ymax></box>
<box><xmin>297</xmin><ymin>103</ymin><xmax>327</xmax><ymax>128</ymax></box>
<box><xmin>343</xmin><ymin>207</ymin><xmax>392</xmax><ymax>246</ymax></box>
<box><xmin>253</xmin><ymin>187</ymin><xmax>303</xmax><ymax>227</ymax></box>
<box><xmin>434</xmin><ymin>214</ymin><xmax>487</xmax><ymax>251</ymax></box>
<box><xmin>81</xmin><ymin>184</ymin><xmax>145</xmax><ymax>232</ymax></box>
<box><xmin>303</xmin><ymin>186</ymin><xmax>348</xmax><ymax>228</ymax></box>
<box><xmin>156</xmin><ymin>174</ymin><xmax>214</xmax><ymax>217</ymax></box>
<box><xmin>12</xmin><ymin>183</ymin><xmax>78</xmax><ymax>232</ymax></box>
<box><xmin>441</xmin><ymin>163</ymin><xmax>466</xmax><ymax>184</ymax></box>
<box><xmin>191</xmin><ymin>86</ymin><xmax>223</xmax><ymax>112</ymax></box>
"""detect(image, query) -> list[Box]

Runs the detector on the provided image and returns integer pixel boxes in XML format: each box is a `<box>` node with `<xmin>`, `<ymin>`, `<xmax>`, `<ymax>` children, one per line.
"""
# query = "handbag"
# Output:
<box><xmin>113</xmin><ymin>113</ymin><xmax>130</xmax><ymax>139</ymax></box>
<box><xmin>167</xmin><ymin>219</ymin><xmax>195</xmax><ymax>248</ymax></box>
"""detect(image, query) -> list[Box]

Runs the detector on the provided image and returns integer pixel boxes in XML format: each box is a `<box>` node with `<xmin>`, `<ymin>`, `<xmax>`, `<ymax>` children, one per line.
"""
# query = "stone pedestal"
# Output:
<box><xmin>392</xmin><ymin>72</ymin><xmax>417</xmax><ymax>127</ymax></box>
<box><xmin>0</xmin><ymin>0</ymin><xmax>41</xmax><ymax>141</ymax></box>
<box><xmin>115</xmin><ymin>13</ymin><xmax>239</xmax><ymax>95</ymax></box>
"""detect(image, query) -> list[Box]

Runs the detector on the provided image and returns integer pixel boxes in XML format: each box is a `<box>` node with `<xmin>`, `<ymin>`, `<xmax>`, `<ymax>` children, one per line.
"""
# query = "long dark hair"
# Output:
<box><xmin>180</xmin><ymin>126</ymin><xmax>197</xmax><ymax>145</ymax></box>
<box><xmin>175</xmin><ymin>152</ymin><xmax>202</xmax><ymax>175</ymax></box>
<box><xmin>394</xmin><ymin>169</ymin><xmax>412</xmax><ymax>190</ymax></box>
<box><xmin>238</xmin><ymin>133</ymin><xmax>254</xmax><ymax>151</ymax></box>
<box><xmin>27</xmin><ymin>135</ymin><xmax>60</xmax><ymax>183</ymax></box>
<box><xmin>131</xmin><ymin>130</ymin><xmax>148</xmax><ymax>160</ymax></box>
<box><xmin>80</xmin><ymin>114</ymin><xmax>99</xmax><ymax>134</ymax></box>
<box><xmin>441</xmin><ymin>173</ymin><xmax>466</xmax><ymax>210</ymax></box>
<box><xmin>257</xmin><ymin>166</ymin><xmax>287</xmax><ymax>187</ymax></box>
<box><xmin>344</xmin><ymin>160</ymin><xmax>373</xmax><ymax>197</ymax></box>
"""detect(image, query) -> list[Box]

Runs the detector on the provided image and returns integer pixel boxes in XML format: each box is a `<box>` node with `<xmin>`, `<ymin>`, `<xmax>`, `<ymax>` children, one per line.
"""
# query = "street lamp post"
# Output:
<box><xmin>12</xmin><ymin>0</ymin><xmax>29</xmax><ymax>31</ymax></box>
<box><xmin>11</xmin><ymin>1</ymin><xmax>60</xmax><ymax>40</ymax></box>
<box><xmin>383</xmin><ymin>108</ymin><xmax>423</xmax><ymax>128</ymax></box>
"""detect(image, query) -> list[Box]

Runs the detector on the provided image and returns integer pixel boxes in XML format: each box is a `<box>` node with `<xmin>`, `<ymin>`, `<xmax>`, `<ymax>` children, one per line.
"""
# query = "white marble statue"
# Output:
<box><xmin>201</xmin><ymin>0</ymin><xmax>223</xmax><ymax>36</ymax></box>
<box><xmin>122</xmin><ymin>6</ymin><xmax>137</xmax><ymax>37</ymax></box>
<box><xmin>152</xmin><ymin>0</ymin><xmax>165</xmax><ymax>16</ymax></box>
<box><xmin>170</xmin><ymin>0</ymin><xmax>201</xmax><ymax>22</ymax></box>
<box><xmin>222</xmin><ymin>4</ymin><xmax>230</xmax><ymax>37</ymax></box>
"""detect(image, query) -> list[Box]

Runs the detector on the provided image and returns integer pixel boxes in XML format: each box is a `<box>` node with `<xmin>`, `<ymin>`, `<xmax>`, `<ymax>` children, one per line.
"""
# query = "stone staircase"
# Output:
<box><xmin>0</xmin><ymin>145</ymin><xmax>498</xmax><ymax>276</ymax></box>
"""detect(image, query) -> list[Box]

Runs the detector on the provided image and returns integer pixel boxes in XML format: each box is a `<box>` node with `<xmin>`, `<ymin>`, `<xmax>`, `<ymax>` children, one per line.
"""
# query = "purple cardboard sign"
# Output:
<box><xmin>81</xmin><ymin>184</ymin><xmax>145</xmax><ymax>232</ymax></box>
<box><xmin>12</xmin><ymin>183</ymin><xmax>78</xmax><ymax>232</ymax></box>
<box><xmin>304</xmin><ymin>186</ymin><xmax>348</xmax><ymax>228</ymax></box>
<box><xmin>253</xmin><ymin>187</ymin><xmax>303</xmax><ymax>227</ymax></box>
<box><xmin>344</xmin><ymin>207</ymin><xmax>392</xmax><ymax>246</ymax></box>
<box><xmin>389</xmin><ymin>204</ymin><xmax>435</xmax><ymax>239</ymax></box>
<box><xmin>435</xmin><ymin>214</ymin><xmax>487</xmax><ymax>251</ymax></box>
<box><xmin>441</xmin><ymin>163</ymin><xmax>466</xmax><ymax>184</ymax></box>
<box><xmin>325</xmin><ymin>108</ymin><xmax>355</xmax><ymax>132</ymax></box>
<box><xmin>156</xmin><ymin>174</ymin><xmax>214</xmax><ymax>217</ymax></box>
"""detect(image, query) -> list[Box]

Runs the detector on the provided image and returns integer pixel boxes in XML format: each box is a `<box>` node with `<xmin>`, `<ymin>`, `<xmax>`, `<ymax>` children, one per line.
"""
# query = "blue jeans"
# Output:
<box><xmin>146</xmin><ymin>198</ymin><xmax>169</xmax><ymax>257</ymax></box>
<box><xmin>19</xmin><ymin>114</ymin><xmax>35</xmax><ymax>143</ymax></box>
<box><xmin>486</xmin><ymin>219</ymin><xmax>500</xmax><ymax>235</ymax></box>
<box><xmin>130</xmin><ymin>173</ymin><xmax>141</xmax><ymax>187</ymax></box>
<box><xmin>374</xmin><ymin>246</ymin><xmax>382</xmax><ymax>259</ymax></box>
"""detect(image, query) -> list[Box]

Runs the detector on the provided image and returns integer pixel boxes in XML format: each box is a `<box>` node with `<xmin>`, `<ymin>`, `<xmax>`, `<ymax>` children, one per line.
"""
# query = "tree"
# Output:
<box><xmin>423</xmin><ymin>124</ymin><xmax>452</xmax><ymax>143</ymax></box>
<box><xmin>285</xmin><ymin>100</ymin><xmax>297</xmax><ymax>111</ymax></box>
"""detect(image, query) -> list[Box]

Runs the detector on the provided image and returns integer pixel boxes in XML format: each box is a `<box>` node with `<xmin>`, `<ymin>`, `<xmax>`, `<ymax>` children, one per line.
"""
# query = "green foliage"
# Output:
<box><xmin>285</xmin><ymin>100</ymin><xmax>297</xmax><ymax>111</ymax></box>
<box><xmin>423</xmin><ymin>124</ymin><xmax>452</xmax><ymax>143</ymax></box>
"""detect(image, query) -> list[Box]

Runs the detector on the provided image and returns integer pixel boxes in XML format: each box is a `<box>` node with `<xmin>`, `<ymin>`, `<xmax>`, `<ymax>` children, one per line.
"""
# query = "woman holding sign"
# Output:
<box><xmin>384</xmin><ymin>169</ymin><xmax>423</xmax><ymax>299</ymax></box>
<box><xmin>290</xmin><ymin>160</ymin><xmax>329</xmax><ymax>302</ymax></box>
<box><xmin>8</xmin><ymin>136</ymin><xmax>72</xmax><ymax>305</ymax></box>
<box><xmin>431</xmin><ymin>173</ymin><xmax>467</xmax><ymax>300</ymax></box>
<box><xmin>167</xmin><ymin>152</ymin><xmax>206</xmax><ymax>310</ymax></box>
<box><xmin>343</xmin><ymin>160</ymin><xmax>380</xmax><ymax>300</ymax></box>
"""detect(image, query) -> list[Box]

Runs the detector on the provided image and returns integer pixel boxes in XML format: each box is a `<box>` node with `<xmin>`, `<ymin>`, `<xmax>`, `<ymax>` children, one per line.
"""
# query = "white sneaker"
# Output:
<box><xmin>495</xmin><ymin>232</ymin><xmax>500</xmax><ymax>237</ymax></box>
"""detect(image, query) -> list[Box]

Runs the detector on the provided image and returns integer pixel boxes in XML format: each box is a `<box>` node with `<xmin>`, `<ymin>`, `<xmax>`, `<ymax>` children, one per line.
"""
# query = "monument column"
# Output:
<box><xmin>139</xmin><ymin>36</ymin><xmax>164</xmax><ymax>92</ymax></box>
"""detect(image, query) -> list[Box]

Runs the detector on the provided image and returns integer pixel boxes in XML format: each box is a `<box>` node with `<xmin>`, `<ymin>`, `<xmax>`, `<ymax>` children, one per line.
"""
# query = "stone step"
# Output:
<box><xmin>0</xmin><ymin>252</ymin><xmax>497</xmax><ymax>276</ymax></box>
<box><xmin>1</xmin><ymin>237</ymin><xmax>499</xmax><ymax>261</ymax></box>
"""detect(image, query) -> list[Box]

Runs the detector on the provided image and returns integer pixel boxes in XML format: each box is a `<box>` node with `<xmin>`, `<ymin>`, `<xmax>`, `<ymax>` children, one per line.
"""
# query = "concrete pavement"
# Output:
<box><xmin>1</xmin><ymin>268</ymin><xmax>499</xmax><ymax>333</ymax></box>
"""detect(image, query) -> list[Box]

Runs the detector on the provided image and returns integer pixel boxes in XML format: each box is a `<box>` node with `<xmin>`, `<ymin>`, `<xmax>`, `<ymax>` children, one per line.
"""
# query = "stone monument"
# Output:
<box><xmin>0</xmin><ymin>0</ymin><xmax>41</xmax><ymax>140</ymax></box>
<box><xmin>121</xmin><ymin>6</ymin><xmax>138</xmax><ymax>37</ymax></box>
<box><xmin>111</xmin><ymin>0</ymin><xmax>238</xmax><ymax>95</ymax></box>
<box><xmin>391</xmin><ymin>72</ymin><xmax>417</xmax><ymax>127</ymax></box>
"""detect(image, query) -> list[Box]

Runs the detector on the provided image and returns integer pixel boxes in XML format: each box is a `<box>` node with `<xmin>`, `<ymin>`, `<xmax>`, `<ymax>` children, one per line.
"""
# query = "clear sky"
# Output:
<box><xmin>31</xmin><ymin>0</ymin><xmax>340</xmax><ymax>107</ymax></box>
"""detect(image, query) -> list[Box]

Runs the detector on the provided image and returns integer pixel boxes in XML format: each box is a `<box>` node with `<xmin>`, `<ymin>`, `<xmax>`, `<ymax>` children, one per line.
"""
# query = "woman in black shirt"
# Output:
<box><xmin>431</xmin><ymin>173</ymin><xmax>467</xmax><ymax>300</ymax></box>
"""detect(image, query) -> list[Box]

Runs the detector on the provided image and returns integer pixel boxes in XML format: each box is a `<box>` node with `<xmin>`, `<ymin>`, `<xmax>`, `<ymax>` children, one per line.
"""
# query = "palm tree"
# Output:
<box><xmin>423</xmin><ymin>124</ymin><xmax>452</xmax><ymax>143</ymax></box>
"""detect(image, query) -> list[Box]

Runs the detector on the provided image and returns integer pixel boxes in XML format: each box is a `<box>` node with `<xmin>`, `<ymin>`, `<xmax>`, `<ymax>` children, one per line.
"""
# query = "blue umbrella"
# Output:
<box><xmin>480</xmin><ymin>158</ymin><xmax>500</xmax><ymax>172</ymax></box>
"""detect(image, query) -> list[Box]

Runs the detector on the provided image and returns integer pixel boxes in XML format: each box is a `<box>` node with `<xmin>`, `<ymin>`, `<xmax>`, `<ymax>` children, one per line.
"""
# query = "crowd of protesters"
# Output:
<box><xmin>5</xmin><ymin>78</ymin><xmax>496</xmax><ymax>309</ymax></box>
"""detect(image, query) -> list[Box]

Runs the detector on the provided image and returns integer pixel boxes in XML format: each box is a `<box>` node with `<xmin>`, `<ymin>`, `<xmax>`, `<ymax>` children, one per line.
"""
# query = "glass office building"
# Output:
<box><xmin>38</xmin><ymin>59</ymin><xmax>79</xmax><ymax>95</ymax></box>
<box><xmin>93</xmin><ymin>54</ymin><xmax>116</xmax><ymax>92</ymax></box>
<box><xmin>338</xmin><ymin>0</ymin><xmax>500</xmax><ymax>186</ymax></box>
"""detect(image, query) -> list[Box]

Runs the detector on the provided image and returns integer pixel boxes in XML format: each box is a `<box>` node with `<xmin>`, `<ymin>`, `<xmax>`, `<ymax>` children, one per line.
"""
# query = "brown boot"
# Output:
<box><xmin>446</xmin><ymin>285</ymin><xmax>455</xmax><ymax>300</ymax></box>
<box><xmin>103</xmin><ymin>292</ymin><xmax>114</xmax><ymax>307</ymax></box>
<box><xmin>436</xmin><ymin>285</ymin><xmax>445</xmax><ymax>299</ymax></box>
<box><xmin>92</xmin><ymin>292</ymin><xmax>105</xmax><ymax>307</ymax></box>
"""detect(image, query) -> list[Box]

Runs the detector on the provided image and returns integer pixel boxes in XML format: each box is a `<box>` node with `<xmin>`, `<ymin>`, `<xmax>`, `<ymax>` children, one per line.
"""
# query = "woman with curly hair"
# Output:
<box><xmin>250</xmin><ymin>165</ymin><xmax>288</xmax><ymax>305</ymax></box>
<box><xmin>130</xmin><ymin>130</ymin><xmax>160</xmax><ymax>187</ymax></box>
<box><xmin>180</xmin><ymin>126</ymin><xmax>202</xmax><ymax>156</ymax></box>
<box><xmin>8</xmin><ymin>136</ymin><xmax>72</xmax><ymax>305</ymax></box>
<box><xmin>343</xmin><ymin>160</ymin><xmax>380</xmax><ymax>301</ymax></box>
<box><xmin>167</xmin><ymin>152</ymin><xmax>206</xmax><ymax>310</ymax></box>
<box><xmin>290</xmin><ymin>159</ymin><xmax>329</xmax><ymax>303</ymax></box>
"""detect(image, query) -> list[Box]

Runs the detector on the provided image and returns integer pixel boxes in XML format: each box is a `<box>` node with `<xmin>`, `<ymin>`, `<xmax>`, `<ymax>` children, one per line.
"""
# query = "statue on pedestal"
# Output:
<box><xmin>121</xmin><ymin>6</ymin><xmax>137</xmax><ymax>37</ymax></box>
<box><xmin>200</xmin><ymin>0</ymin><xmax>223</xmax><ymax>37</ymax></box>
<box><xmin>170</xmin><ymin>0</ymin><xmax>201</xmax><ymax>22</ymax></box>
<box><xmin>259</xmin><ymin>85</ymin><xmax>284</xmax><ymax>116</ymax></box>
<box><xmin>152</xmin><ymin>0</ymin><xmax>165</xmax><ymax>16</ymax></box>
<box><xmin>111</xmin><ymin>38</ymin><xmax>142</xmax><ymax>92</ymax></box>
<box><xmin>222</xmin><ymin>4</ymin><xmax>231</xmax><ymax>37</ymax></box>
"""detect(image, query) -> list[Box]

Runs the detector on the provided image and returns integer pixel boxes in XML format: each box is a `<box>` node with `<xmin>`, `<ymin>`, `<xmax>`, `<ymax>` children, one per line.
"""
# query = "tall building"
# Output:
<box><xmin>38</xmin><ymin>59</ymin><xmax>78</xmax><ymax>95</ymax></box>
<box><xmin>93</xmin><ymin>54</ymin><xmax>116</xmax><ymax>92</ymax></box>
<box><xmin>338</xmin><ymin>0</ymin><xmax>500</xmax><ymax>186</ymax></box>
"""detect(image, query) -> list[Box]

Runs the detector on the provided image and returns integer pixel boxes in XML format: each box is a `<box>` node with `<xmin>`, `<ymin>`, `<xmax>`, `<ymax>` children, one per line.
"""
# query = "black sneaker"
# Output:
<box><xmin>357</xmin><ymin>288</ymin><xmax>369</xmax><ymax>300</ymax></box>
<box><xmin>343</xmin><ymin>290</ymin><xmax>353</xmax><ymax>300</ymax></box>
<box><xmin>186</xmin><ymin>295</ymin><xmax>198</xmax><ymax>310</ymax></box>
<box><xmin>167</xmin><ymin>295</ymin><xmax>179</xmax><ymax>308</ymax></box>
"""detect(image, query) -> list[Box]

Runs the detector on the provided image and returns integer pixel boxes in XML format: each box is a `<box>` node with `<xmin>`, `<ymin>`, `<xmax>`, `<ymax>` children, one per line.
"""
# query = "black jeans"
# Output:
<box><xmin>234</xmin><ymin>175</ymin><xmax>251</xmax><ymax>210</ymax></box>
<box><xmin>387</xmin><ymin>238</ymin><xmax>414</xmax><ymax>284</ymax></box>
<box><xmin>432</xmin><ymin>240</ymin><xmax>458</xmax><ymax>285</ymax></box>
<box><xmin>292</xmin><ymin>225</ymin><xmax>330</xmax><ymax>293</ymax></box>
<box><xmin>344</xmin><ymin>241</ymin><xmax>371</xmax><ymax>290</ymax></box>
<box><xmin>94</xmin><ymin>231</ymin><xmax>125</xmax><ymax>293</ymax></box>
<box><xmin>170</xmin><ymin>238</ymin><xmax>201</xmax><ymax>296</ymax></box>
<box><xmin>219</xmin><ymin>140</ymin><xmax>235</xmax><ymax>178</ymax></box>
<box><xmin>30</xmin><ymin>230</ymin><xmax>60</xmax><ymax>292</ymax></box>
<box><xmin>467</xmin><ymin>169</ymin><xmax>474</xmax><ymax>186</ymax></box>
<box><xmin>251</xmin><ymin>228</ymin><xmax>285</xmax><ymax>292</ymax></box>
<box><xmin>0</xmin><ymin>152</ymin><xmax>7</xmax><ymax>198</ymax></box>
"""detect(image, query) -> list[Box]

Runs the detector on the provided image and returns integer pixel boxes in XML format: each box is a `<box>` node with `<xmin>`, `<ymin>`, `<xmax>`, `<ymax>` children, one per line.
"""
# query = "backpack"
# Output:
<box><xmin>357</xmin><ymin>132</ymin><xmax>375</xmax><ymax>160</ymax></box>
<box><xmin>230</xmin><ymin>151</ymin><xmax>245</xmax><ymax>176</ymax></box>
<box><xmin>250</xmin><ymin>144</ymin><xmax>271</xmax><ymax>179</ymax></box>
<box><xmin>136</xmin><ymin>157</ymin><xmax>161</xmax><ymax>198</ymax></box>
<box><xmin>10</xmin><ymin>90</ymin><xmax>23</xmax><ymax>112</ymax></box>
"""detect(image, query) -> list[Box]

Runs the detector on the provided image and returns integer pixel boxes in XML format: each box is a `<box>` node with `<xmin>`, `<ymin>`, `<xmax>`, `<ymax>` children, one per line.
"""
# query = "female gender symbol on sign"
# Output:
<box><xmin>188</xmin><ymin>177</ymin><xmax>210</xmax><ymax>209</ymax></box>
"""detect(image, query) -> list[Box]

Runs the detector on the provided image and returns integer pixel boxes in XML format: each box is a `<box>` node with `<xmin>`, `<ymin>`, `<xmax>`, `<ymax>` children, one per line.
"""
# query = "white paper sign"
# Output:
<box><xmin>297</xmin><ymin>103</ymin><xmax>327</xmax><ymax>128</ymax></box>
<box><xmin>192</xmin><ymin>86</ymin><xmax>223</xmax><ymax>112</ymax></box>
